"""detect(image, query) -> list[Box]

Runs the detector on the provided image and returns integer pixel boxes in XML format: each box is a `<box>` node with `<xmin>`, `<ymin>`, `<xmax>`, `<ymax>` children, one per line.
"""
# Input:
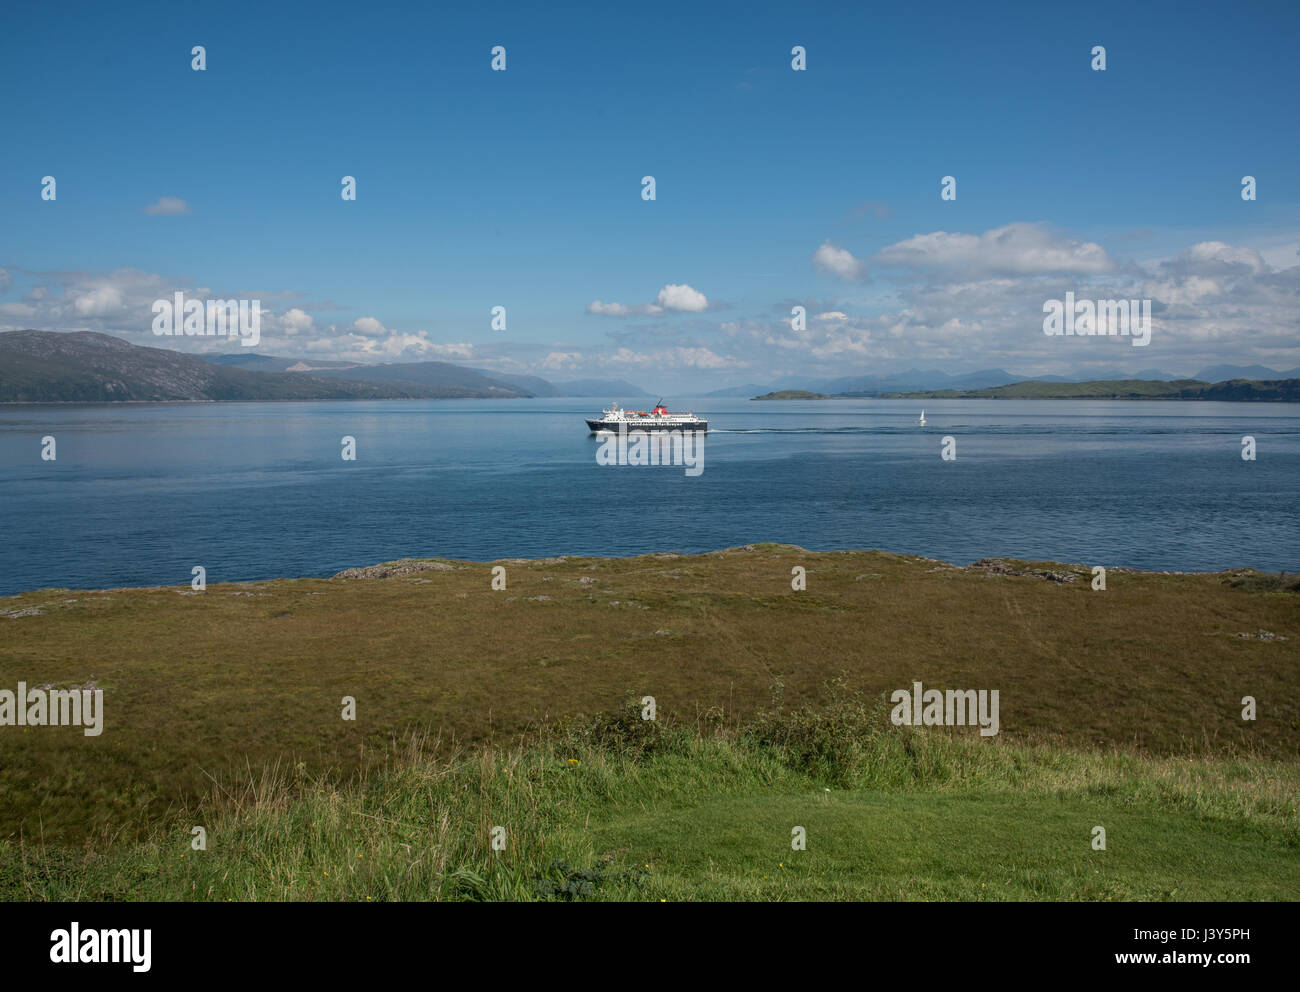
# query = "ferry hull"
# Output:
<box><xmin>587</xmin><ymin>419</ymin><xmax>708</xmax><ymax>434</ymax></box>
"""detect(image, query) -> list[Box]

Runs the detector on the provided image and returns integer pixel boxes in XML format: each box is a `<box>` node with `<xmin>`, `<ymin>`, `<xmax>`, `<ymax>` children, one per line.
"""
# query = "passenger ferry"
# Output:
<box><xmin>586</xmin><ymin>400</ymin><xmax>708</xmax><ymax>434</ymax></box>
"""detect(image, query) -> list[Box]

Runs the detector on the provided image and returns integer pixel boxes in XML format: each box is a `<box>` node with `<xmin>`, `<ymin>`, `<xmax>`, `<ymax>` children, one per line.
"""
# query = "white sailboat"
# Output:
<box><xmin>917</xmin><ymin>409</ymin><xmax>926</xmax><ymax>425</ymax></box>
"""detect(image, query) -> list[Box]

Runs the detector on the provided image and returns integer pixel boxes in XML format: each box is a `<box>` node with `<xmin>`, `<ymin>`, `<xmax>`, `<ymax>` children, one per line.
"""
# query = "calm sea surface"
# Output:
<box><xmin>1</xmin><ymin>397</ymin><xmax>1297</xmax><ymax>596</ymax></box>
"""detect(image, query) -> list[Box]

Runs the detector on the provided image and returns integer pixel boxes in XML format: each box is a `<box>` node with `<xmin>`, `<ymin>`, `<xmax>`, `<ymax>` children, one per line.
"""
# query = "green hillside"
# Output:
<box><xmin>0</xmin><ymin>330</ymin><xmax>530</xmax><ymax>402</ymax></box>
<box><xmin>752</xmin><ymin>390</ymin><xmax>831</xmax><ymax>400</ymax></box>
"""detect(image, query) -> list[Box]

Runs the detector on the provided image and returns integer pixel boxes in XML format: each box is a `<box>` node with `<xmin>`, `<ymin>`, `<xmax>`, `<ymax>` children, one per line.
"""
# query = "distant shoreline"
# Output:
<box><xmin>7</xmin><ymin>391</ymin><xmax>1300</xmax><ymax>406</ymax></box>
<box><xmin>0</xmin><ymin>396</ymin><xmax>500</xmax><ymax>406</ymax></box>
<box><xmin>752</xmin><ymin>390</ymin><xmax>831</xmax><ymax>401</ymax></box>
<box><xmin>750</xmin><ymin>378</ymin><xmax>1300</xmax><ymax>402</ymax></box>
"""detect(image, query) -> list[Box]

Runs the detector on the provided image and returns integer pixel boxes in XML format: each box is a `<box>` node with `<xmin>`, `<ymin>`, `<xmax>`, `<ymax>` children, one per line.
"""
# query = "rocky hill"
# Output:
<box><xmin>0</xmin><ymin>331</ymin><xmax>528</xmax><ymax>402</ymax></box>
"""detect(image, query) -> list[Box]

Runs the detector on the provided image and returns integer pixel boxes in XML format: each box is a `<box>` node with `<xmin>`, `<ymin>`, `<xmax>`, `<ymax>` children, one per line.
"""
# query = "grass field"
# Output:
<box><xmin>3</xmin><ymin>706</ymin><xmax>1297</xmax><ymax>901</ymax></box>
<box><xmin>1</xmin><ymin>545</ymin><xmax>1296</xmax><ymax>900</ymax></box>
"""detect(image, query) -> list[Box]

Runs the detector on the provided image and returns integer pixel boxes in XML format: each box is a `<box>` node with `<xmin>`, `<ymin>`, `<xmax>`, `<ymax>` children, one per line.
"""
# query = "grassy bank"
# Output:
<box><xmin>3</xmin><ymin>698</ymin><xmax>1297</xmax><ymax>901</ymax></box>
<box><xmin>1</xmin><ymin>545</ymin><xmax>1296</xmax><ymax>846</ymax></box>
<box><xmin>0</xmin><ymin>544</ymin><xmax>1296</xmax><ymax>899</ymax></box>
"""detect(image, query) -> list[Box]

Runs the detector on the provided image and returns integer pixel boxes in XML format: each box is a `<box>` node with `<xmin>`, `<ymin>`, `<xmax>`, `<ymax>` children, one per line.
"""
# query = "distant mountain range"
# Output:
<box><xmin>465</xmin><ymin>371</ymin><xmax>652</xmax><ymax>398</ymax></box>
<box><xmin>712</xmin><ymin>364</ymin><xmax>1300</xmax><ymax>397</ymax></box>
<box><xmin>890</xmin><ymin>378</ymin><xmax>1300</xmax><ymax>402</ymax></box>
<box><xmin>232</xmin><ymin>357</ymin><xmax>527</xmax><ymax>397</ymax></box>
<box><xmin>203</xmin><ymin>352</ymin><xmax>651</xmax><ymax>398</ymax></box>
<box><xmin>6</xmin><ymin>330</ymin><xmax>1298</xmax><ymax>404</ymax></box>
<box><xmin>0</xmin><ymin>331</ymin><xmax>465</xmax><ymax>402</ymax></box>
<box><xmin>1192</xmin><ymin>364</ymin><xmax>1300</xmax><ymax>383</ymax></box>
<box><xmin>0</xmin><ymin>331</ymin><xmax>652</xmax><ymax>403</ymax></box>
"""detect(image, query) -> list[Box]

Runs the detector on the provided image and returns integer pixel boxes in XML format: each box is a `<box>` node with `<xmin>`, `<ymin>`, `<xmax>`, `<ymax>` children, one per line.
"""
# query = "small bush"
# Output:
<box><xmin>531</xmin><ymin>857</ymin><xmax>648</xmax><ymax>901</ymax></box>
<box><xmin>558</xmin><ymin>698</ymin><xmax>681</xmax><ymax>758</ymax></box>
<box><xmin>1224</xmin><ymin>571</ymin><xmax>1300</xmax><ymax>594</ymax></box>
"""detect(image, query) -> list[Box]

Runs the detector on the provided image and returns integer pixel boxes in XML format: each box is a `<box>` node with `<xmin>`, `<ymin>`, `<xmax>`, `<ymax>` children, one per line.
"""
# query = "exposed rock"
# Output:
<box><xmin>334</xmin><ymin>559</ymin><xmax>458</xmax><ymax>579</ymax></box>
<box><xmin>968</xmin><ymin>559</ymin><xmax>1083</xmax><ymax>583</ymax></box>
<box><xmin>0</xmin><ymin>606</ymin><xmax>45</xmax><ymax>618</ymax></box>
<box><xmin>33</xmin><ymin>678</ymin><xmax>98</xmax><ymax>691</ymax></box>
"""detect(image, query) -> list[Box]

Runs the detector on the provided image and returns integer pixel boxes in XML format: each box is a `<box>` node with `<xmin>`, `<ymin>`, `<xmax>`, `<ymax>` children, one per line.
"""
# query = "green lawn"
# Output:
<box><xmin>592</xmin><ymin>790</ymin><xmax>1300</xmax><ymax>901</ymax></box>
<box><xmin>3</xmin><ymin>704</ymin><xmax>1296</xmax><ymax>902</ymax></box>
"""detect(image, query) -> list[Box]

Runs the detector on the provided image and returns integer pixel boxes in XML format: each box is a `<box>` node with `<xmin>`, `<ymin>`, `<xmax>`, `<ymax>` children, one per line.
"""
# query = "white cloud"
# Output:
<box><xmin>606</xmin><ymin>345</ymin><xmax>739</xmax><ymax>370</ymax></box>
<box><xmin>587</xmin><ymin>301</ymin><xmax>645</xmax><ymax>316</ymax></box>
<box><xmin>538</xmin><ymin>351</ymin><xmax>583</xmax><ymax>370</ymax></box>
<box><xmin>351</xmin><ymin>316</ymin><xmax>387</xmax><ymax>337</ymax></box>
<box><xmin>424</xmin><ymin>341</ymin><xmax>475</xmax><ymax>359</ymax></box>
<box><xmin>1163</xmin><ymin>241</ymin><xmax>1266</xmax><ymax>276</ymax></box>
<box><xmin>673</xmin><ymin>346</ymin><xmax>732</xmax><ymax>368</ymax></box>
<box><xmin>874</xmin><ymin>222</ymin><xmax>1114</xmax><ymax>277</ymax></box>
<box><xmin>811</xmin><ymin>241</ymin><xmax>868</xmax><ymax>282</ymax></box>
<box><xmin>280</xmin><ymin>307</ymin><xmax>314</xmax><ymax>335</ymax></box>
<box><xmin>143</xmin><ymin>196</ymin><xmax>191</xmax><ymax>216</ymax></box>
<box><xmin>5</xmin><ymin>230</ymin><xmax>1296</xmax><ymax>385</ymax></box>
<box><xmin>710</xmin><ymin>232</ymin><xmax>1300</xmax><ymax>377</ymax></box>
<box><xmin>0</xmin><ymin>268</ymin><xmax>11</xmax><ymax>292</ymax></box>
<box><xmin>587</xmin><ymin>283</ymin><xmax>709</xmax><ymax>316</ymax></box>
<box><xmin>656</xmin><ymin>283</ymin><xmax>709</xmax><ymax>312</ymax></box>
<box><xmin>72</xmin><ymin>284</ymin><xmax>125</xmax><ymax>316</ymax></box>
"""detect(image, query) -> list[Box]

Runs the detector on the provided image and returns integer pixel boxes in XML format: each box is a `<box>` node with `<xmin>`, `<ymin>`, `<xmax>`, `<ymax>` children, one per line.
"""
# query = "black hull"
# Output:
<box><xmin>587</xmin><ymin>420</ymin><xmax>708</xmax><ymax>434</ymax></box>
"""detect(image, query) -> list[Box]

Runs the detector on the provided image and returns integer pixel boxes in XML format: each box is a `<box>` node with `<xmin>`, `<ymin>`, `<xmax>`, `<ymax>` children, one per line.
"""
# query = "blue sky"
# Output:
<box><xmin>2</xmin><ymin>0</ymin><xmax>1298</xmax><ymax>391</ymax></box>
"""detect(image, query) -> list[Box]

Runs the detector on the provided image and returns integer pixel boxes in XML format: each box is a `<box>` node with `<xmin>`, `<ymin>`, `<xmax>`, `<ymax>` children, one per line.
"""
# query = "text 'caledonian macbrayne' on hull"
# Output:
<box><xmin>585</xmin><ymin>400</ymin><xmax>708</xmax><ymax>434</ymax></box>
